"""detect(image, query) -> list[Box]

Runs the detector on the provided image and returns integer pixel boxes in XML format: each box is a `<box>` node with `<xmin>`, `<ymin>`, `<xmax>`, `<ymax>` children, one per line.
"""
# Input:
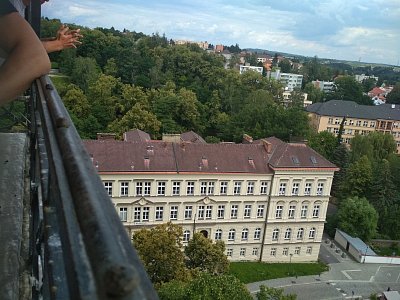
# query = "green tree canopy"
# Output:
<box><xmin>339</xmin><ymin>155</ymin><xmax>372</xmax><ymax>199</ymax></box>
<box><xmin>132</xmin><ymin>222</ymin><xmax>189</xmax><ymax>284</ymax></box>
<box><xmin>256</xmin><ymin>285</ymin><xmax>297</xmax><ymax>300</ymax></box>
<box><xmin>185</xmin><ymin>233</ymin><xmax>229</xmax><ymax>274</ymax></box>
<box><xmin>337</xmin><ymin>196</ymin><xmax>378</xmax><ymax>241</ymax></box>
<box><xmin>307</xmin><ymin>131</ymin><xmax>337</xmax><ymax>161</ymax></box>
<box><xmin>386</xmin><ymin>82</ymin><xmax>400</xmax><ymax>104</ymax></box>
<box><xmin>328</xmin><ymin>76</ymin><xmax>372</xmax><ymax>105</ymax></box>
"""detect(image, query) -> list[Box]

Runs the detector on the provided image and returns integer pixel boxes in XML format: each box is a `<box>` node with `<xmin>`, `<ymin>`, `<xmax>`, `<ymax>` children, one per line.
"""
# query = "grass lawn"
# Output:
<box><xmin>371</xmin><ymin>244</ymin><xmax>400</xmax><ymax>257</ymax></box>
<box><xmin>229</xmin><ymin>261</ymin><xmax>328</xmax><ymax>284</ymax></box>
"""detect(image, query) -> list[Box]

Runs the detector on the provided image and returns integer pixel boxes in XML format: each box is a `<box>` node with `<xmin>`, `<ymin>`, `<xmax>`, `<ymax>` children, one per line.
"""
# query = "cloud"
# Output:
<box><xmin>41</xmin><ymin>0</ymin><xmax>400</xmax><ymax>65</ymax></box>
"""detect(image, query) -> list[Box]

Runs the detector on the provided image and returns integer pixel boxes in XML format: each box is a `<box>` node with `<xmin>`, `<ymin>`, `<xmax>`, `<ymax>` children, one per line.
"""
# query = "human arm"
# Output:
<box><xmin>0</xmin><ymin>11</ymin><xmax>50</xmax><ymax>106</ymax></box>
<box><xmin>42</xmin><ymin>25</ymin><xmax>82</xmax><ymax>53</ymax></box>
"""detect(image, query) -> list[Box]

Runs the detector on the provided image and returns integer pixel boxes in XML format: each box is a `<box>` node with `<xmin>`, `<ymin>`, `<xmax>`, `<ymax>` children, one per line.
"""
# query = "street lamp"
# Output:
<box><xmin>290</xmin><ymin>253</ymin><xmax>293</xmax><ymax>276</ymax></box>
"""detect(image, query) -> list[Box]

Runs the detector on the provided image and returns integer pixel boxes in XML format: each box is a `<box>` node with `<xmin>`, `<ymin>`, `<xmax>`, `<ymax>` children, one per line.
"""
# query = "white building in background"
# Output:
<box><xmin>312</xmin><ymin>80</ymin><xmax>335</xmax><ymax>93</ymax></box>
<box><xmin>239</xmin><ymin>65</ymin><xmax>263</xmax><ymax>75</ymax></box>
<box><xmin>84</xmin><ymin>130</ymin><xmax>337</xmax><ymax>263</ymax></box>
<box><xmin>270</xmin><ymin>69</ymin><xmax>303</xmax><ymax>91</ymax></box>
<box><xmin>355</xmin><ymin>74</ymin><xmax>378</xmax><ymax>83</ymax></box>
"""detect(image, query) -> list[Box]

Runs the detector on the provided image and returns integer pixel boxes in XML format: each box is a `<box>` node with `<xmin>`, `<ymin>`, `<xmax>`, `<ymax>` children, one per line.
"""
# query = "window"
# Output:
<box><xmin>142</xmin><ymin>207</ymin><xmax>149</xmax><ymax>221</ymax></box>
<box><xmin>240</xmin><ymin>248</ymin><xmax>246</xmax><ymax>257</ymax></box>
<box><xmin>227</xmin><ymin>248</ymin><xmax>233</xmax><ymax>257</ymax></box>
<box><xmin>297</xmin><ymin>228</ymin><xmax>304</xmax><ymax>239</ymax></box>
<box><xmin>284</xmin><ymin>228</ymin><xmax>292</xmax><ymax>240</ymax></box>
<box><xmin>200</xmin><ymin>181</ymin><xmax>214</xmax><ymax>195</ymax></box>
<box><xmin>334</xmin><ymin>118</ymin><xmax>340</xmax><ymax>125</ymax></box>
<box><xmin>356</xmin><ymin>120</ymin><xmax>361</xmax><ymax>127</ymax></box>
<box><xmin>306</xmin><ymin>246</ymin><xmax>312</xmax><ymax>254</ymax></box>
<box><xmin>244</xmin><ymin>204</ymin><xmax>252</xmax><ymax>218</ymax></box>
<box><xmin>312</xmin><ymin>204</ymin><xmax>320</xmax><ymax>218</ymax></box>
<box><xmin>228</xmin><ymin>229</ymin><xmax>236</xmax><ymax>241</ymax></box>
<box><xmin>155</xmin><ymin>207</ymin><xmax>163</xmax><ymax>221</ymax></box>
<box><xmin>309</xmin><ymin>227</ymin><xmax>316</xmax><ymax>239</ymax></box>
<box><xmin>270</xmin><ymin>248</ymin><xmax>277</xmax><ymax>256</ymax></box>
<box><xmin>234</xmin><ymin>181</ymin><xmax>242</xmax><ymax>195</ymax></box>
<box><xmin>198</xmin><ymin>205</ymin><xmax>205</xmax><ymax>219</ymax></box>
<box><xmin>260</xmin><ymin>181</ymin><xmax>268</xmax><ymax>194</ymax></box>
<box><xmin>254</xmin><ymin>228</ymin><xmax>261</xmax><ymax>240</ymax></box>
<box><xmin>220</xmin><ymin>181</ymin><xmax>228</xmax><ymax>194</ymax></box>
<box><xmin>215</xmin><ymin>229</ymin><xmax>222</xmax><ymax>240</ymax></box>
<box><xmin>333</xmin><ymin>128</ymin><xmax>339</xmax><ymax>134</ymax></box>
<box><xmin>295</xmin><ymin>246</ymin><xmax>301</xmax><ymax>255</ymax></box>
<box><xmin>370</xmin><ymin>122</ymin><xmax>375</xmax><ymax>128</ymax></box>
<box><xmin>272</xmin><ymin>228</ymin><xmax>279</xmax><ymax>241</ymax></box>
<box><xmin>242</xmin><ymin>228</ymin><xmax>249</xmax><ymax>240</ymax></box>
<box><xmin>363</xmin><ymin>120</ymin><xmax>368</xmax><ymax>127</ymax></box>
<box><xmin>257</xmin><ymin>205</ymin><xmax>265</xmax><ymax>218</ymax></box>
<box><xmin>304</xmin><ymin>183</ymin><xmax>312</xmax><ymax>195</ymax></box>
<box><xmin>279</xmin><ymin>182</ymin><xmax>286</xmax><ymax>195</ymax></box>
<box><xmin>134</xmin><ymin>207</ymin><xmax>141</xmax><ymax>222</ymax></box>
<box><xmin>187</xmin><ymin>181</ymin><xmax>195</xmax><ymax>195</ymax></box>
<box><xmin>120</xmin><ymin>181</ymin><xmax>129</xmax><ymax>196</ymax></box>
<box><xmin>328</xmin><ymin>118</ymin><xmax>333</xmax><ymax>124</ymax></box>
<box><xmin>143</xmin><ymin>182</ymin><xmax>151</xmax><ymax>196</ymax></box>
<box><xmin>247</xmin><ymin>181</ymin><xmax>255</xmax><ymax>194</ymax></box>
<box><xmin>119</xmin><ymin>207</ymin><xmax>127</xmax><ymax>222</ymax></box>
<box><xmin>347</xmin><ymin>129</ymin><xmax>353</xmax><ymax>135</ymax></box>
<box><xmin>157</xmin><ymin>181</ymin><xmax>166</xmax><ymax>196</ymax></box>
<box><xmin>172</xmin><ymin>181</ymin><xmax>181</xmax><ymax>195</ymax></box>
<box><xmin>104</xmin><ymin>182</ymin><xmax>113</xmax><ymax>196</ymax></box>
<box><xmin>205</xmin><ymin>205</ymin><xmax>212</xmax><ymax>219</ymax></box>
<box><xmin>292</xmin><ymin>182</ymin><xmax>299</xmax><ymax>195</ymax></box>
<box><xmin>288</xmin><ymin>205</ymin><xmax>296</xmax><ymax>219</ymax></box>
<box><xmin>275</xmin><ymin>205</ymin><xmax>283</xmax><ymax>219</ymax></box>
<box><xmin>217</xmin><ymin>205</ymin><xmax>225</xmax><ymax>219</ymax></box>
<box><xmin>185</xmin><ymin>206</ymin><xmax>193</xmax><ymax>219</ymax></box>
<box><xmin>301</xmin><ymin>204</ymin><xmax>308</xmax><ymax>218</ymax></box>
<box><xmin>316</xmin><ymin>182</ymin><xmax>324</xmax><ymax>195</ymax></box>
<box><xmin>183</xmin><ymin>230</ymin><xmax>190</xmax><ymax>242</ymax></box>
<box><xmin>282</xmin><ymin>247</ymin><xmax>289</xmax><ymax>256</ymax></box>
<box><xmin>170</xmin><ymin>206</ymin><xmax>178</xmax><ymax>220</ymax></box>
<box><xmin>231</xmin><ymin>204</ymin><xmax>238</xmax><ymax>218</ymax></box>
<box><xmin>349</xmin><ymin>119</ymin><xmax>354</xmax><ymax>126</ymax></box>
<box><xmin>136</xmin><ymin>182</ymin><xmax>143</xmax><ymax>196</ymax></box>
<box><xmin>252</xmin><ymin>247</ymin><xmax>259</xmax><ymax>256</ymax></box>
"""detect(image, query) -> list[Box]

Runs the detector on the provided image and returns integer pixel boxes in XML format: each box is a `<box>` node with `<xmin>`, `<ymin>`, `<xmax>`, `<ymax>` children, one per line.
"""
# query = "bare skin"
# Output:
<box><xmin>0</xmin><ymin>12</ymin><xmax>50</xmax><ymax>105</ymax></box>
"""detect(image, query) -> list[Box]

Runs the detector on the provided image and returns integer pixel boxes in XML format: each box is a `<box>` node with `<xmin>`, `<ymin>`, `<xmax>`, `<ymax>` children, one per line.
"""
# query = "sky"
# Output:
<box><xmin>42</xmin><ymin>0</ymin><xmax>400</xmax><ymax>66</ymax></box>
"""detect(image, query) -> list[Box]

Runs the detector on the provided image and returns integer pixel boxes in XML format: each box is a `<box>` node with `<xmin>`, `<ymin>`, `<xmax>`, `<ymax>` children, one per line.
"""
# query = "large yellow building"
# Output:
<box><xmin>307</xmin><ymin>100</ymin><xmax>400</xmax><ymax>153</ymax></box>
<box><xmin>83</xmin><ymin>130</ymin><xmax>338</xmax><ymax>262</ymax></box>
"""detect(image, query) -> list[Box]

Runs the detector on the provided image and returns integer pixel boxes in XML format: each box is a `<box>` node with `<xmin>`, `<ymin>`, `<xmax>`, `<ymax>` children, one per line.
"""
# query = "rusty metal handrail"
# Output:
<box><xmin>29</xmin><ymin>76</ymin><xmax>158</xmax><ymax>299</ymax></box>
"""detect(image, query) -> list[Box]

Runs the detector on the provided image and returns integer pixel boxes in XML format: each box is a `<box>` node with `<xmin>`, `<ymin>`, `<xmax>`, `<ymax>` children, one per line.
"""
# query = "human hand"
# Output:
<box><xmin>55</xmin><ymin>25</ymin><xmax>83</xmax><ymax>50</ymax></box>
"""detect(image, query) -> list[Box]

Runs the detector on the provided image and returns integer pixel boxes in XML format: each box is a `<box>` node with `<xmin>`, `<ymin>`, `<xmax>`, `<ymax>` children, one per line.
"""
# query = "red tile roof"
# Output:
<box><xmin>83</xmin><ymin>134</ymin><xmax>337</xmax><ymax>174</ymax></box>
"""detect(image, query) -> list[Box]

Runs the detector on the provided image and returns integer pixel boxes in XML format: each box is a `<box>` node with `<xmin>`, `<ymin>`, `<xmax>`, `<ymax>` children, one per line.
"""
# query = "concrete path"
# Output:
<box><xmin>247</xmin><ymin>237</ymin><xmax>400</xmax><ymax>299</ymax></box>
<box><xmin>0</xmin><ymin>133</ymin><xmax>27</xmax><ymax>300</ymax></box>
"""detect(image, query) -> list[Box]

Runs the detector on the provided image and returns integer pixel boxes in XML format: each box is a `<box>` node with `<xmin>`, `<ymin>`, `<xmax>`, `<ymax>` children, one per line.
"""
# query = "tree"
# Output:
<box><xmin>62</xmin><ymin>84</ymin><xmax>90</xmax><ymax>118</ymax></box>
<box><xmin>185</xmin><ymin>273</ymin><xmax>253</xmax><ymax>300</ymax></box>
<box><xmin>328</xmin><ymin>76</ymin><xmax>372</xmax><ymax>105</ymax></box>
<box><xmin>132</xmin><ymin>223</ymin><xmax>189</xmax><ymax>284</ymax></box>
<box><xmin>330</xmin><ymin>144</ymin><xmax>350</xmax><ymax>198</ymax></box>
<box><xmin>339</xmin><ymin>155</ymin><xmax>372</xmax><ymax>199</ymax></box>
<box><xmin>361</xmin><ymin>78</ymin><xmax>376</xmax><ymax>93</ymax></box>
<box><xmin>304</xmin><ymin>82</ymin><xmax>324</xmax><ymax>103</ymax></box>
<box><xmin>185</xmin><ymin>233</ymin><xmax>229</xmax><ymax>274</ymax></box>
<box><xmin>256</xmin><ymin>285</ymin><xmax>297</xmax><ymax>300</ymax></box>
<box><xmin>386</xmin><ymin>83</ymin><xmax>400</xmax><ymax>104</ymax></box>
<box><xmin>70</xmin><ymin>56</ymin><xmax>101</xmax><ymax>93</ymax></box>
<box><xmin>278</xmin><ymin>59</ymin><xmax>292</xmax><ymax>73</ymax></box>
<box><xmin>307</xmin><ymin>131</ymin><xmax>337</xmax><ymax>161</ymax></box>
<box><xmin>337</xmin><ymin>196</ymin><xmax>378</xmax><ymax>241</ymax></box>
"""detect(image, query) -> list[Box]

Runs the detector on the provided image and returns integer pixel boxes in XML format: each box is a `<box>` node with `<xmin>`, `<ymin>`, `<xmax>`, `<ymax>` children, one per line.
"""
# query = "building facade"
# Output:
<box><xmin>84</xmin><ymin>132</ymin><xmax>337</xmax><ymax>262</ymax></box>
<box><xmin>306</xmin><ymin>100</ymin><xmax>400</xmax><ymax>153</ymax></box>
<box><xmin>270</xmin><ymin>69</ymin><xmax>303</xmax><ymax>91</ymax></box>
<box><xmin>239</xmin><ymin>65</ymin><xmax>264</xmax><ymax>75</ymax></box>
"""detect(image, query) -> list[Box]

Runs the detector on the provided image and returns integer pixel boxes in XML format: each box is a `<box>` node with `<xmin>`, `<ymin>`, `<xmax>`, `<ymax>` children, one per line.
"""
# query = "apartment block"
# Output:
<box><xmin>84</xmin><ymin>131</ymin><xmax>337</xmax><ymax>262</ymax></box>
<box><xmin>306</xmin><ymin>100</ymin><xmax>400</xmax><ymax>153</ymax></box>
<box><xmin>270</xmin><ymin>69</ymin><xmax>303</xmax><ymax>91</ymax></box>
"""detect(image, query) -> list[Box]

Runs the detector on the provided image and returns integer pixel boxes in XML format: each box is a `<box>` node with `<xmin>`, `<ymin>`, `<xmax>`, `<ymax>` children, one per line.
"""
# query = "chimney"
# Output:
<box><xmin>262</xmin><ymin>139</ymin><xmax>272</xmax><ymax>153</ymax></box>
<box><xmin>146</xmin><ymin>145</ymin><xmax>154</xmax><ymax>156</ymax></box>
<box><xmin>242</xmin><ymin>134</ymin><xmax>253</xmax><ymax>144</ymax></box>
<box><xmin>144</xmin><ymin>156</ymin><xmax>150</xmax><ymax>170</ymax></box>
<box><xmin>162</xmin><ymin>133</ymin><xmax>181</xmax><ymax>143</ymax></box>
<box><xmin>201</xmin><ymin>156</ymin><xmax>208</xmax><ymax>168</ymax></box>
<box><xmin>248</xmin><ymin>157</ymin><xmax>255</xmax><ymax>168</ymax></box>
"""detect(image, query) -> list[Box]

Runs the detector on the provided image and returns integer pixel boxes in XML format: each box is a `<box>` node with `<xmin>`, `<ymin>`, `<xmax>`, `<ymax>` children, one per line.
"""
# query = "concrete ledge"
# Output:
<box><xmin>0</xmin><ymin>133</ymin><xmax>27</xmax><ymax>300</ymax></box>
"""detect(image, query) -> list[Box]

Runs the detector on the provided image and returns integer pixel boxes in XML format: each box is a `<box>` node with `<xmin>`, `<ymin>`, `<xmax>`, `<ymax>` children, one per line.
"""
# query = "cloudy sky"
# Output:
<box><xmin>42</xmin><ymin>0</ymin><xmax>400</xmax><ymax>65</ymax></box>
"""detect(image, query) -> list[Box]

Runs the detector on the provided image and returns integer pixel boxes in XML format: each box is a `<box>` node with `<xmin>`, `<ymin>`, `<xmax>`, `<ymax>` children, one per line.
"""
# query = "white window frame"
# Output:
<box><xmin>309</xmin><ymin>227</ymin><xmax>316</xmax><ymax>239</ymax></box>
<box><xmin>312</xmin><ymin>204</ymin><xmax>320</xmax><ymax>218</ymax></box>
<box><xmin>170</xmin><ymin>206</ymin><xmax>178</xmax><ymax>220</ymax></box>
<box><xmin>240</xmin><ymin>248</ymin><xmax>246</xmax><ymax>257</ymax></box>
<box><xmin>257</xmin><ymin>204</ymin><xmax>265</xmax><ymax>218</ymax></box>
<box><xmin>220</xmin><ymin>181</ymin><xmax>228</xmax><ymax>194</ymax></box>
<box><xmin>120</xmin><ymin>181</ymin><xmax>129</xmax><ymax>197</ymax></box>
<box><xmin>279</xmin><ymin>182</ymin><xmax>287</xmax><ymax>195</ymax></box>
<box><xmin>205</xmin><ymin>205</ymin><xmax>212</xmax><ymax>219</ymax></box>
<box><xmin>119</xmin><ymin>207</ymin><xmax>127</xmax><ymax>222</ymax></box>
<box><xmin>254</xmin><ymin>228</ymin><xmax>261</xmax><ymax>240</ymax></box>
<box><xmin>292</xmin><ymin>182</ymin><xmax>299</xmax><ymax>195</ymax></box>
<box><xmin>284</xmin><ymin>228</ymin><xmax>292</xmax><ymax>240</ymax></box>
<box><xmin>172</xmin><ymin>181</ymin><xmax>181</xmax><ymax>195</ymax></box>
<box><xmin>215</xmin><ymin>229</ymin><xmax>222</xmax><ymax>240</ymax></box>
<box><xmin>217</xmin><ymin>205</ymin><xmax>225</xmax><ymax>219</ymax></box>
<box><xmin>295</xmin><ymin>246</ymin><xmax>301</xmax><ymax>255</ymax></box>
<box><xmin>183</xmin><ymin>230</ymin><xmax>190</xmax><ymax>242</ymax></box>
<box><xmin>247</xmin><ymin>181</ymin><xmax>255</xmax><ymax>194</ymax></box>
<box><xmin>233</xmin><ymin>181</ymin><xmax>242</xmax><ymax>195</ymax></box>
<box><xmin>227</xmin><ymin>248</ymin><xmax>233</xmax><ymax>257</ymax></box>
<box><xmin>198</xmin><ymin>205</ymin><xmax>205</xmax><ymax>219</ymax></box>
<box><xmin>252</xmin><ymin>247</ymin><xmax>259</xmax><ymax>256</ymax></box>
<box><xmin>231</xmin><ymin>204</ymin><xmax>238</xmax><ymax>218</ymax></box>
<box><xmin>104</xmin><ymin>181</ymin><xmax>113</xmax><ymax>196</ymax></box>
<box><xmin>184</xmin><ymin>206</ymin><xmax>193</xmax><ymax>220</ymax></box>
<box><xmin>142</xmin><ymin>207</ymin><xmax>150</xmax><ymax>221</ymax></box>
<box><xmin>306</xmin><ymin>246</ymin><xmax>312</xmax><ymax>255</ymax></box>
<box><xmin>134</xmin><ymin>207</ymin><xmax>141</xmax><ymax>222</ymax></box>
<box><xmin>301</xmin><ymin>204</ymin><xmax>308</xmax><ymax>218</ymax></box>
<box><xmin>155</xmin><ymin>206</ymin><xmax>163</xmax><ymax>221</ymax></box>
<box><xmin>272</xmin><ymin>229</ymin><xmax>279</xmax><ymax>241</ymax></box>
<box><xmin>244</xmin><ymin>204</ymin><xmax>252</xmax><ymax>218</ymax></box>
<box><xmin>260</xmin><ymin>181</ymin><xmax>268</xmax><ymax>194</ymax></box>
<box><xmin>297</xmin><ymin>228</ymin><xmax>304</xmax><ymax>240</ymax></box>
<box><xmin>187</xmin><ymin>181</ymin><xmax>195</xmax><ymax>195</ymax></box>
<box><xmin>241</xmin><ymin>228</ymin><xmax>249</xmax><ymax>240</ymax></box>
<box><xmin>270</xmin><ymin>248</ymin><xmax>277</xmax><ymax>256</ymax></box>
<box><xmin>157</xmin><ymin>181</ymin><xmax>166</xmax><ymax>196</ymax></box>
<box><xmin>228</xmin><ymin>229</ymin><xmax>236</xmax><ymax>241</ymax></box>
<box><xmin>288</xmin><ymin>205</ymin><xmax>296</xmax><ymax>219</ymax></box>
<box><xmin>316</xmin><ymin>182</ymin><xmax>324</xmax><ymax>195</ymax></box>
<box><xmin>282</xmin><ymin>247</ymin><xmax>289</xmax><ymax>256</ymax></box>
<box><xmin>275</xmin><ymin>205</ymin><xmax>283</xmax><ymax>219</ymax></box>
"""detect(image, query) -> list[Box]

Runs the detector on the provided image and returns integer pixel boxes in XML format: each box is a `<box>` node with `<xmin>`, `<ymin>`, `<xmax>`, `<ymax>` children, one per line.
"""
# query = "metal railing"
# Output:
<box><xmin>28</xmin><ymin>76</ymin><xmax>158</xmax><ymax>299</ymax></box>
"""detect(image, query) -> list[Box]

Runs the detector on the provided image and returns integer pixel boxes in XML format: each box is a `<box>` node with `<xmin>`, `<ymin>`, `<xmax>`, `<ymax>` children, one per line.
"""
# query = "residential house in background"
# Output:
<box><xmin>355</xmin><ymin>74</ymin><xmax>379</xmax><ymax>83</ymax></box>
<box><xmin>270</xmin><ymin>69</ymin><xmax>303</xmax><ymax>91</ymax></box>
<box><xmin>84</xmin><ymin>130</ymin><xmax>338</xmax><ymax>262</ymax></box>
<box><xmin>239</xmin><ymin>64</ymin><xmax>263</xmax><ymax>75</ymax></box>
<box><xmin>312</xmin><ymin>80</ymin><xmax>335</xmax><ymax>93</ymax></box>
<box><xmin>306</xmin><ymin>100</ymin><xmax>400</xmax><ymax>153</ymax></box>
<box><xmin>282</xmin><ymin>91</ymin><xmax>311</xmax><ymax>107</ymax></box>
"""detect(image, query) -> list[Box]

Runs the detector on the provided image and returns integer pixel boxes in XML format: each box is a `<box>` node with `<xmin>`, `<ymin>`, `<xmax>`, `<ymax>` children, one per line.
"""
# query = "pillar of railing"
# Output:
<box><xmin>29</xmin><ymin>75</ymin><xmax>158</xmax><ymax>299</ymax></box>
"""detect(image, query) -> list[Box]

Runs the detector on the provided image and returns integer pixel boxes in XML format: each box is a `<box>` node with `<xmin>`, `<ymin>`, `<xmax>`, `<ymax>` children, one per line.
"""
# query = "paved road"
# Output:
<box><xmin>247</xmin><ymin>237</ymin><xmax>400</xmax><ymax>299</ymax></box>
